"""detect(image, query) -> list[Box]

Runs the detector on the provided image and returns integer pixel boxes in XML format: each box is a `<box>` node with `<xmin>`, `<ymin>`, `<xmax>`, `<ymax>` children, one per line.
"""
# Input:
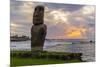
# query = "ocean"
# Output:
<box><xmin>10</xmin><ymin>40</ymin><xmax>95</xmax><ymax>62</ymax></box>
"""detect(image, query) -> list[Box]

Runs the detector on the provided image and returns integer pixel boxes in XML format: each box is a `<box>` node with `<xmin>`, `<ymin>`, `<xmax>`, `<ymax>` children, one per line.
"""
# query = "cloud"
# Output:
<box><xmin>45</xmin><ymin>3</ymin><xmax>84</xmax><ymax>12</ymax></box>
<box><xmin>10</xmin><ymin>1</ymin><xmax>95</xmax><ymax>39</ymax></box>
<box><xmin>81</xmin><ymin>6</ymin><xmax>95</xmax><ymax>15</ymax></box>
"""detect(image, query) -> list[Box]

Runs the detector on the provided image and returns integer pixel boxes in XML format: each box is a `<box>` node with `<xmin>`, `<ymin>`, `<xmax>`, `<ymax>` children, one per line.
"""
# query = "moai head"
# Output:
<box><xmin>33</xmin><ymin>5</ymin><xmax>44</xmax><ymax>25</ymax></box>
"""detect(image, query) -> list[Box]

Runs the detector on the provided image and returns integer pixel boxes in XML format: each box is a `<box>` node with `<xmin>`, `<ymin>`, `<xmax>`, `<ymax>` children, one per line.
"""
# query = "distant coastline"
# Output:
<box><xmin>45</xmin><ymin>39</ymin><xmax>95</xmax><ymax>44</ymax></box>
<box><xmin>10</xmin><ymin>35</ymin><xmax>95</xmax><ymax>43</ymax></box>
<box><xmin>10</xmin><ymin>35</ymin><xmax>30</xmax><ymax>42</ymax></box>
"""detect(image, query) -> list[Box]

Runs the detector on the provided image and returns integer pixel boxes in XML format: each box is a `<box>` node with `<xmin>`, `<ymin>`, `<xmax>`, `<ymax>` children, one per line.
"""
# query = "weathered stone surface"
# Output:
<box><xmin>31</xmin><ymin>24</ymin><xmax>47</xmax><ymax>51</ymax></box>
<box><xmin>33</xmin><ymin>5</ymin><xmax>44</xmax><ymax>25</ymax></box>
<box><xmin>31</xmin><ymin>5</ymin><xmax>47</xmax><ymax>51</ymax></box>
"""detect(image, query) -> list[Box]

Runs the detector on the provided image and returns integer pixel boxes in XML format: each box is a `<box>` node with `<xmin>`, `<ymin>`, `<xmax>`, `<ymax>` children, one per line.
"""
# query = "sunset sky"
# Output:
<box><xmin>10</xmin><ymin>0</ymin><xmax>95</xmax><ymax>39</ymax></box>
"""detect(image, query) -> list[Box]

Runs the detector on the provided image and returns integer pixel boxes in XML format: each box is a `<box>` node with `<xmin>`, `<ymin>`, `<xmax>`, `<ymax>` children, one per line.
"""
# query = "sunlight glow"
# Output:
<box><xmin>66</xmin><ymin>27</ymin><xmax>87</xmax><ymax>39</ymax></box>
<box><xmin>11</xmin><ymin>23</ymin><xmax>18</xmax><ymax>27</ymax></box>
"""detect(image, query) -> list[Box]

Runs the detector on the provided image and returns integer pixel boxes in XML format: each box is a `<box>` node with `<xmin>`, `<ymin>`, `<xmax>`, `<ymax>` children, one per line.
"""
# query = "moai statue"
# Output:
<box><xmin>31</xmin><ymin>5</ymin><xmax>47</xmax><ymax>52</ymax></box>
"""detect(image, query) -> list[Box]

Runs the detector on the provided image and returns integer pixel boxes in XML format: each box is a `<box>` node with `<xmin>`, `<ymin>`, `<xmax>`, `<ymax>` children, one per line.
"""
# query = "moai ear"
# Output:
<box><xmin>33</xmin><ymin>5</ymin><xmax>44</xmax><ymax>25</ymax></box>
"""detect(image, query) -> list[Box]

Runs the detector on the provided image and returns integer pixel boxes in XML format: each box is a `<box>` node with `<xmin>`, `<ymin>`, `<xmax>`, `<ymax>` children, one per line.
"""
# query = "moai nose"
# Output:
<box><xmin>34</xmin><ymin>12</ymin><xmax>38</xmax><ymax>16</ymax></box>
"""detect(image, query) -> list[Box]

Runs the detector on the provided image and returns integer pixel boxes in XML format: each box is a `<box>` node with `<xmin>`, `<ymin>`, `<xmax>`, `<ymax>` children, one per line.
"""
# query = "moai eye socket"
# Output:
<box><xmin>35</xmin><ymin>7</ymin><xmax>44</xmax><ymax>15</ymax></box>
<box><xmin>35</xmin><ymin>8</ymin><xmax>39</xmax><ymax>12</ymax></box>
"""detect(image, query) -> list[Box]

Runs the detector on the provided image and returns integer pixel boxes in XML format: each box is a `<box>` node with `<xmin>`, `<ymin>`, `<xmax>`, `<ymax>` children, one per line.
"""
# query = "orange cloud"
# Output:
<box><xmin>65</xmin><ymin>26</ymin><xmax>87</xmax><ymax>39</ymax></box>
<box><xmin>67</xmin><ymin>30</ymin><xmax>82</xmax><ymax>38</ymax></box>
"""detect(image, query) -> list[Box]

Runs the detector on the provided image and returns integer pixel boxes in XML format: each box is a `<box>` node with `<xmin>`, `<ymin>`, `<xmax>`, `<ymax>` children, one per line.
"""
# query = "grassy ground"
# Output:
<box><xmin>11</xmin><ymin>57</ymin><xmax>81</xmax><ymax>67</ymax></box>
<box><xmin>10</xmin><ymin>51</ymin><xmax>83</xmax><ymax>67</ymax></box>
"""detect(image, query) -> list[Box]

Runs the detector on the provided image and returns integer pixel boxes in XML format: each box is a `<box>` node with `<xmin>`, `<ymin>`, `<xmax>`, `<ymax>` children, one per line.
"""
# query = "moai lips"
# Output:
<box><xmin>31</xmin><ymin>5</ymin><xmax>47</xmax><ymax>51</ymax></box>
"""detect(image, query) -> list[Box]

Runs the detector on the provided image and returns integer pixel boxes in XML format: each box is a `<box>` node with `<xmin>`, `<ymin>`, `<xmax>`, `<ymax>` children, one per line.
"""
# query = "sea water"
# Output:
<box><xmin>10</xmin><ymin>40</ymin><xmax>95</xmax><ymax>62</ymax></box>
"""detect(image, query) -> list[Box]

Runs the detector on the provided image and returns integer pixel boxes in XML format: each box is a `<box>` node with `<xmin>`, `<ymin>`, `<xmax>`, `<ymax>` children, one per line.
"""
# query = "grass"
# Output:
<box><xmin>11</xmin><ymin>57</ymin><xmax>81</xmax><ymax>67</ymax></box>
<box><xmin>10</xmin><ymin>51</ymin><xmax>83</xmax><ymax>67</ymax></box>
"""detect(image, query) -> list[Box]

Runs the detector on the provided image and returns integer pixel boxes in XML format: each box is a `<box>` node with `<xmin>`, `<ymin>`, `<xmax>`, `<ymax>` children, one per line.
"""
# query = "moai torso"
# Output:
<box><xmin>31</xmin><ymin>5</ymin><xmax>47</xmax><ymax>51</ymax></box>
